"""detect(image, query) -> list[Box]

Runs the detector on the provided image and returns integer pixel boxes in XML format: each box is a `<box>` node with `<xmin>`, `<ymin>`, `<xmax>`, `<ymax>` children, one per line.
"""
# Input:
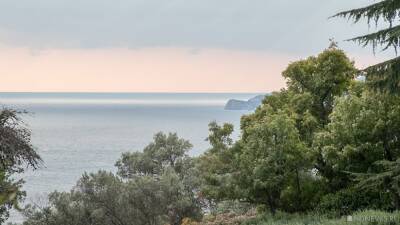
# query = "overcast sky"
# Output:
<box><xmin>0</xmin><ymin>0</ymin><xmax>392</xmax><ymax>92</ymax></box>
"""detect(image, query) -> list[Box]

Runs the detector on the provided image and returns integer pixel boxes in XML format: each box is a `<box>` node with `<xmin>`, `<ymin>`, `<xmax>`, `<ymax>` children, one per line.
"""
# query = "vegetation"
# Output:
<box><xmin>241</xmin><ymin>210</ymin><xmax>400</xmax><ymax>225</ymax></box>
<box><xmin>196</xmin><ymin>47</ymin><xmax>363</xmax><ymax>215</ymax></box>
<box><xmin>334</xmin><ymin>0</ymin><xmax>400</xmax><ymax>92</ymax></box>
<box><xmin>0</xmin><ymin>109</ymin><xmax>41</xmax><ymax>223</ymax></box>
<box><xmin>22</xmin><ymin>133</ymin><xmax>202</xmax><ymax>225</ymax></box>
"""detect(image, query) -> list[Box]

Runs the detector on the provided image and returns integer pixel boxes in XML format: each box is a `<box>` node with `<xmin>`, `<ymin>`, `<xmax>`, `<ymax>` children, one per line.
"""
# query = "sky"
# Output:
<box><xmin>0</xmin><ymin>0</ymin><xmax>392</xmax><ymax>93</ymax></box>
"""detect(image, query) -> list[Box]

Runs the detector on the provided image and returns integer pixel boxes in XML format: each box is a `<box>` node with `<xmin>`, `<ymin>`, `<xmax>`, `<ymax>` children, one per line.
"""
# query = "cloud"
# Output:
<box><xmin>0</xmin><ymin>46</ymin><xmax>292</xmax><ymax>92</ymax></box>
<box><xmin>0</xmin><ymin>0</ymin><xmax>384</xmax><ymax>54</ymax></box>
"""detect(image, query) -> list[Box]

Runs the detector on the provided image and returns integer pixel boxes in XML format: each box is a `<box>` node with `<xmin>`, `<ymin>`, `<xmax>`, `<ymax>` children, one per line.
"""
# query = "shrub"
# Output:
<box><xmin>317</xmin><ymin>188</ymin><xmax>392</xmax><ymax>216</ymax></box>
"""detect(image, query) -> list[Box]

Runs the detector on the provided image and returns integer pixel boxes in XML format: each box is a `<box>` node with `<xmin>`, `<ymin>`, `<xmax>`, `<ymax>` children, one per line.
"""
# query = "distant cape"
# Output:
<box><xmin>224</xmin><ymin>94</ymin><xmax>268</xmax><ymax>110</ymax></box>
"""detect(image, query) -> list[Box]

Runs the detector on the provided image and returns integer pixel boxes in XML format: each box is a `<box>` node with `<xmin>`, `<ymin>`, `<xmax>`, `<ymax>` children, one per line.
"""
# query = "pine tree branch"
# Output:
<box><xmin>363</xmin><ymin>56</ymin><xmax>400</xmax><ymax>93</ymax></box>
<box><xmin>333</xmin><ymin>0</ymin><xmax>400</xmax><ymax>24</ymax></box>
<box><xmin>334</xmin><ymin>0</ymin><xmax>400</xmax><ymax>92</ymax></box>
<box><xmin>365</xmin><ymin>56</ymin><xmax>400</xmax><ymax>72</ymax></box>
<box><xmin>348</xmin><ymin>25</ymin><xmax>400</xmax><ymax>52</ymax></box>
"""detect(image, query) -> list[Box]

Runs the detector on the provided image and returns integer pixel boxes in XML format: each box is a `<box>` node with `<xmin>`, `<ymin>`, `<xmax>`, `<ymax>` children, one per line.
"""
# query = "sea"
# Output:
<box><xmin>0</xmin><ymin>92</ymin><xmax>259</xmax><ymax>223</ymax></box>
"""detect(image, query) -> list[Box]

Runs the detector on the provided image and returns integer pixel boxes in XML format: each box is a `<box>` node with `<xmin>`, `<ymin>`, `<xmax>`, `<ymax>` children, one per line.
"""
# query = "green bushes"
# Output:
<box><xmin>22</xmin><ymin>133</ymin><xmax>202</xmax><ymax>225</ymax></box>
<box><xmin>317</xmin><ymin>189</ymin><xmax>393</xmax><ymax>216</ymax></box>
<box><xmin>241</xmin><ymin>210</ymin><xmax>400</xmax><ymax>225</ymax></box>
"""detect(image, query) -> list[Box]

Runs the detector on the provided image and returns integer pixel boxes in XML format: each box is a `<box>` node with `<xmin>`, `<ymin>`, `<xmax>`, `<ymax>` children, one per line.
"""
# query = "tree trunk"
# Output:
<box><xmin>295</xmin><ymin>168</ymin><xmax>302</xmax><ymax>211</ymax></box>
<box><xmin>394</xmin><ymin>194</ymin><xmax>400</xmax><ymax>210</ymax></box>
<box><xmin>390</xmin><ymin>187</ymin><xmax>400</xmax><ymax>210</ymax></box>
<box><xmin>267</xmin><ymin>193</ymin><xmax>276</xmax><ymax>216</ymax></box>
<box><xmin>386</xmin><ymin>180</ymin><xmax>400</xmax><ymax>210</ymax></box>
<box><xmin>383</xmin><ymin>98</ymin><xmax>393</xmax><ymax>162</ymax></box>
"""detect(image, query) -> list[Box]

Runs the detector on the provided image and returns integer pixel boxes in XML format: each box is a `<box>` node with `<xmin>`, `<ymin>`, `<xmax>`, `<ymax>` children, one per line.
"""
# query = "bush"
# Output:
<box><xmin>317</xmin><ymin>188</ymin><xmax>392</xmax><ymax>216</ymax></box>
<box><xmin>199</xmin><ymin>209</ymin><xmax>257</xmax><ymax>225</ymax></box>
<box><xmin>214</xmin><ymin>201</ymin><xmax>253</xmax><ymax>215</ymax></box>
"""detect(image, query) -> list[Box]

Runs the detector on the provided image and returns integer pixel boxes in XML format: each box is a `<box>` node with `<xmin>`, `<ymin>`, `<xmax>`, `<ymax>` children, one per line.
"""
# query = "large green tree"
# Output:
<box><xmin>239</xmin><ymin>113</ymin><xmax>307</xmax><ymax>214</ymax></box>
<box><xmin>243</xmin><ymin>47</ymin><xmax>356</xmax><ymax>189</ymax></box>
<box><xmin>282</xmin><ymin>46</ymin><xmax>356</xmax><ymax>126</ymax></box>
<box><xmin>316</xmin><ymin>83</ymin><xmax>400</xmax><ymax>209</ymax></box>
<box><xmin>196</xmin><ymin>122</ymin><xmax>238</xmax><ymax>208</ymax></box>
<box><xmin>335</xmin><ymin>0</ymin><xmax>400</xmax><ymax>92</ymax></box>
<box><xmin>116</xmin><ymin>132</ymin><xmax>202</xmax><ymax>225</ymax></box>
<box><xmin>197</xmin><ymin>47</ymin><xmax>356</xmax><ymax>214</ymax></box>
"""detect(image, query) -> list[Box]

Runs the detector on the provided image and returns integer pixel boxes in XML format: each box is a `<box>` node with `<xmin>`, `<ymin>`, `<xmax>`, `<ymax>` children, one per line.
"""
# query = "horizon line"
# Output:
<box><xmin>0</xmin><ymin>91</ymin><xmax>270</xmax><ymax>94</ymax></box>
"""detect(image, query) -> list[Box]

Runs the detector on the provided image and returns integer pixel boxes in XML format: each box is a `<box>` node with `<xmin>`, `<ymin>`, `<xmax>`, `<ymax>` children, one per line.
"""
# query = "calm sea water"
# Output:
<box><xmin>1</xmin><ymin>93</ymin><xmax>258</xmax><ymax>222</ymax></box>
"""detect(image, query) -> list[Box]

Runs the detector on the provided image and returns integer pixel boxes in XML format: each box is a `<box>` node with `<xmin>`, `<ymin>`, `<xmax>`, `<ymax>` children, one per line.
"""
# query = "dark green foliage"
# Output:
<box><xmin>242</xmin><ymin>210</ymin><xmax>400</xmax><ymax>225</ymax></box>
<box><xmin>318</xmin><ymin>188</ymin><xmax>392</xmax><ymax>216</ymax></box>
<box><xmin>364</xmin><ymin>57</ymin><xmax>400</xmax><ymax>93</ymax></box>
<box><xmin>334</xmin><ymin>1</ymin><xmax>400</xmax><ymax>23</ymax></box>
<box><xmin>353</xmin><ymin>159</ymin><xmax>400</xmax><ymax>210</ymax></box>
<box><xmin>313</xmin><ymin>87</ymin><xmax>400</xmax><ymax>192</ymax></box>
<box><xmin>334</xmin><ymin>0</ymin><xmax>400</xmax><ymax>92</ymax></box>
<box><xmin>280</xmin><ymin>172</ymin><xmax>326</xmax><ymax>213</ymax></box>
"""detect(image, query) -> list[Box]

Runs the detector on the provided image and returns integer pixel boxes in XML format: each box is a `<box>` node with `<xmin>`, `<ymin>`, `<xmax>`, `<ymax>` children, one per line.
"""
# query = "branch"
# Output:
<box><xmin>333</xmin><ymin>0</ymin><xmax>400</xmax><ymax>25</ymax></box>
<box><xmin>347</xmin><ymin>25</ymin><xmax>400</xmax><ymax>52</ymax></box>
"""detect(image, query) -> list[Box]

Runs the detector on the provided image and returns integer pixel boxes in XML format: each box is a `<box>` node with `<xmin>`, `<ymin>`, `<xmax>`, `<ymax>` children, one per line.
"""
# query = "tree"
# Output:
<box><xmin>328</xmin><ymin>84</ymin><xmax>399</xmax><ymax>194</ymax></box>
<box><xmin>353</xmin><ymin>159</ymin><xmax>400</xmax><ymax>210</ymax></box>
<box><xmin>196</xmin><ymin>122</ymin><xmax>239</xmax><ymax>210</ymax></box>
<box><xmin>281</xmin><ymin>48</ymin><xmax>357</xmax><ymax>185</ymax></box>
<box><xmin>196</xmin><ymin>47</ymin><xmax>356</xmax><ymax>214</ymax></box>
<box><xmin>239</xmin><ymin>113</ymin><xmax>307</xmax><ymax>214</ymax></box>
<box><xmin>116</xmin><ymin>132</ymin><xmax>192</xmax><ymax>178</ymax></box>
<box><xmin>115</xmin><ymin>132</ymin><xmax>202</xmax><ymax>225</ymax></box>
<box><xmin>318</xmin><ymin>85</ymin><xmax>400</xmax><ymax>173</ymax></box>
<box><xmin>334</xmin><ymin>0</ymin><xmax>400</xmax><ymax>92</ymax></box>
<box><xmin>311</xmin><ymin>82</ymin><xmax>400</xmax><ymax>212</ymax></box>
<box><xmin>23</xmin><ymin>132</ymin><xmax>202</xmax><ymax>225</ymax></box>
<box><xmin>282</xmin><ymin>46</ymin><xmax>356</xmax><ymax>126</ymax></box>
<box><xmin>241</xmin><ymin>47</ymin><xmax>356</xmax><ymax>195</ymax></box>
<box><xmin>23</xmin><ymin>171</ymin><xmax>168</xmax><ymax>225</ymax></box>
<box><xmin>0</xmin><ymin>108</ymin><xmax>41</xmax><ymax>223</ymax></box>
<box><xmin>242</xmin><ymin>47</ymin><xmax>355</xmax><ymax>151</ymax></box>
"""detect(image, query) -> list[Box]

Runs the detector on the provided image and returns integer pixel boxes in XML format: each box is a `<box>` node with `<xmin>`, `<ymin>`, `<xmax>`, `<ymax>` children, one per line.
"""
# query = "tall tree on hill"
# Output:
<box><xmin>334</xmin><ymin>0</ymin><xmax>400</xmax><ymax>93</ymax></box>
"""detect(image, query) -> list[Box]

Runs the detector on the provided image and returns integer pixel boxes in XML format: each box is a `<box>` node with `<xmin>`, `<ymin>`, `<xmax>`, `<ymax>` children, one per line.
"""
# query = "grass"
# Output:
<box><xmin>239</xmin><ymin>210</ymin><xmax>400</xmax><ymax>225</ymax></box>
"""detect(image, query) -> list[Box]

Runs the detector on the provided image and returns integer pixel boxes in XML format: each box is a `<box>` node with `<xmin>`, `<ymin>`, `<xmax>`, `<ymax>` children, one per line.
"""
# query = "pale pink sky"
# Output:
<box><xmin>0</xmin><ymin>46</ymin><xmax>386</xmax><ymax>93</ymax></box>
<box><xmin>0</xmin><ymin>0</ymin><xmax>390</xmax><ymax>93</ymax></box>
